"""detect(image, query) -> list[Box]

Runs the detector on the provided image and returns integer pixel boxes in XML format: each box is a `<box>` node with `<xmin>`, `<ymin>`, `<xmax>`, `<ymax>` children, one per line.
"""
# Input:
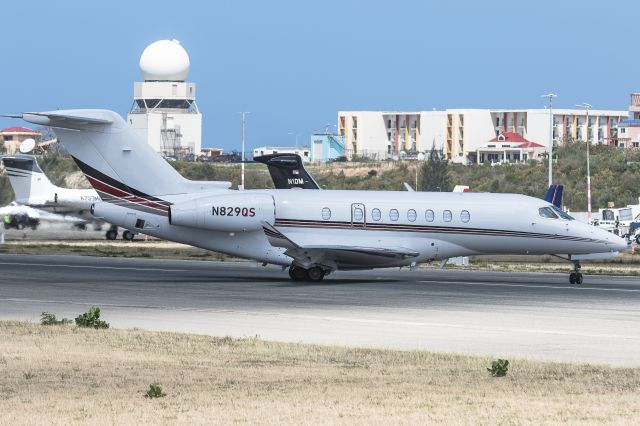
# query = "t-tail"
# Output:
<box><xmin>13</xmin><ymin>110</ymin><xmax>231</xmax><ymax>214</ymax></box>
<box><xmin>254</xmin><ymin>153</ymin><xmax>320</xmax><ymax>189</ymax></box>
<box><xmin>544</xmin><ymin>184</ymin><xmax>564</xmax><ymax>209</ymax></box>
<box><xmin>0</xmin><ymin>154</ymin><xmax>58</xmax><ymax>205</ymax></box>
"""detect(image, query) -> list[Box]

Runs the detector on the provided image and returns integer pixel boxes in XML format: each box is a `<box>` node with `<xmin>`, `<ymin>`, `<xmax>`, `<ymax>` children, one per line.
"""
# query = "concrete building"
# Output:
<box><xmin>309</xmin><ymin>133</ymin><xmax>345</xmax><ymax>162</ymax></box>
<box><xmin>0</xmin><ymin>126</ymin><xmax>41</xmax><ymax>154</ymax></box>
<box><xmin>338</xmin><ymin>107</ymin><xmax>628</xmax><ymax>163</ymax></box>
<box><xmin>128</xmin><ymin>39</ymin><xmax>201</xmax><ymax>160</ymax></box>
<box><xmin>253</xmin><ymin>146</ymin><xmax>311</xmax><ymax>161</ymax></box>
<box><xmin>613</xmin><ymin>93</ymin><xmax>640</xmax><ymax>149</ymax></box>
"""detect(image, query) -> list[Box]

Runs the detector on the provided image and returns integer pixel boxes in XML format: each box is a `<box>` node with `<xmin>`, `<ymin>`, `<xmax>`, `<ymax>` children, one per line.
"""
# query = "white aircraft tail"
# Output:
<box><xmin>1</xmin><ymin>155</ymin><xmax>58</xmax><ymax>205</ymax></box>
<box><xmin>16</xmin><ymin>110</ymin><xmax>230</xmax><ymax>214</ymax></box>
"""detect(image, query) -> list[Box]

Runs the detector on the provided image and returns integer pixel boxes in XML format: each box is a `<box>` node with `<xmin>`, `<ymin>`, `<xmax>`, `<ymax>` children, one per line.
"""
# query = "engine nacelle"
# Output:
<box><xmin>169</xmin><ymin>193</ymin><xmax>275</xmax><ymax>232</ymax></box>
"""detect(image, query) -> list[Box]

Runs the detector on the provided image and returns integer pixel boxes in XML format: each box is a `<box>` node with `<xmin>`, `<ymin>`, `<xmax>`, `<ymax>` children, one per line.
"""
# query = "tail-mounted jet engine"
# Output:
<box><xmin>169</xmin><ymin>193</ymin><xmax>275</xmax><ymax>232</ymax></box>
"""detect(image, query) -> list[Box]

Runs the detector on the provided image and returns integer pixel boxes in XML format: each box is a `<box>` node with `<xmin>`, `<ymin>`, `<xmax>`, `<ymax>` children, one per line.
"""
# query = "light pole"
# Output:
<box><xmin>541</xmin><ymin>93</ymin><xmax>557</xmax><ymax>187</ymax></box>
<box><xmin>288</xmin><ymin>132</ymin><xmax>300</xmax><ymax>147</ymax></box>
<box><xmin>576</xmin><ymin>102</ymin><xmax>593</xmax><ymax>222</ymax></box>
<box><xmin>239</xmin><ymin>111</ymin><xmax>250</xmax><ymax>190</ymax></box>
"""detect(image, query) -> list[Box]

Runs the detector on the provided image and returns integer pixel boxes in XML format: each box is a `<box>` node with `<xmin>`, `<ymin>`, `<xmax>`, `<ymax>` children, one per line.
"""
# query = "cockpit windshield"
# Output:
<box><xmin>539</xmin><ymin>205</ymin><xmax>575</xmax><ymax>220</ymax></box>
<box><xmin>538</xmin><ymin>207</ymin><xmax>558</xmax><ymax>219</ymax></box>
<box><xmin>551</xmin><ymin>205</ymin><xmax>575</xmax><ymax>220</ymax></box>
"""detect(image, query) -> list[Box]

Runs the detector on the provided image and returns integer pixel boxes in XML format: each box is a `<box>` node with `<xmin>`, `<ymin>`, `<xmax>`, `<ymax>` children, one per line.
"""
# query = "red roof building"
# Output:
<box><xmin>477</xmin><ymin>132</ymin><xmax>546</xmax><ymax>164</ymax></box>
<box><xmin>0</xmin><ymin>126</ymin><xmax>41</xmax><ymax>154</ymax></box>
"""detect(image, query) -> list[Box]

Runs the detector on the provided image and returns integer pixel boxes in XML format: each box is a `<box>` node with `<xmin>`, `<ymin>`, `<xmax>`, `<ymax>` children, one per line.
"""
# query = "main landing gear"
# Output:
<box><xmin>569</xmin><ymin>262</ymin><xmax>583</xmax><ymax>285</ymax></box>
<box><xmin>288</xmin><ymin>265</ymin><xmax>326</xmax><ymax>282</ymax></box>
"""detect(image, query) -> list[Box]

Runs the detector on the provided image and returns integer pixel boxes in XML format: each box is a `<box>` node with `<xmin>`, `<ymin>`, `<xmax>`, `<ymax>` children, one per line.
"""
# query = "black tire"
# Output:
<box><xmin>17</xmin><ymin>222</ymin><xmax>25</xmax><ymax>230</ymax></box>
<box><xmin>636</xmin><ymin>235</ymin><xmax>640</xmax><ymax>245</ymax></box>
<box><xmin>569</xmin><ymin>272</ymin><xmax>576</xmax><ymax>284</ymax></box>
<box><xmin>575</xmin><ymin>273</ymin><xmax>583</xmax><ymax>285</ymax></box>
<box><xmin>288</xmin><ymin>266</ymin><xmax>307</xmax><ymax>281</ymax></box>
<box><xmin>106</xmin><ymin>230</ymin><xmax>117</xmax><ymax>240</ymax></box>
<box><xmin>123</xmin><ymin>230</ymin><xmax>134</xmax><ymax>241</ymax></box>
<box><xmin>307</xmin><ymin>266</ymin><xmax>325</xmax><ymax>282</ymax></box>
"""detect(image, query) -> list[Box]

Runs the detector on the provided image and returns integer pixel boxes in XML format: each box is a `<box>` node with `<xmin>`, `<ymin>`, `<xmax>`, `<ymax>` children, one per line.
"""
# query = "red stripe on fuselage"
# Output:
<box><xmin>86</xmin><ymin>175</ymin><xmax>169</xmax><ymax>213</ymax></box>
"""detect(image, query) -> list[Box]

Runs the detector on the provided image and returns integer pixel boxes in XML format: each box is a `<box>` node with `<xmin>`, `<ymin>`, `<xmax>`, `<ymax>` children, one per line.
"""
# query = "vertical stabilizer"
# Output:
<box><xmin>0</xmin><ymin>155</ymin><xmax>57</xmax><ymax>205</ymax></box>
<box><xmin>544</xmin><ymin>184</ymin><xmax>564</xmax><ymax>208</ymax></box>
<box><xmin>17</xmin><ymin>110</ymin><xmax>221</xmax><ymax>200</ymax></box>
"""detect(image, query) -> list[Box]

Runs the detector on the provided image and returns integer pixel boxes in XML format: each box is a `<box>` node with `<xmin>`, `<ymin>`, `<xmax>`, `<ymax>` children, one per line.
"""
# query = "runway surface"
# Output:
<box><xmin>1</xmin><ymin>254</ymin><xmax>639</xmax><ymax>366</ymax></box>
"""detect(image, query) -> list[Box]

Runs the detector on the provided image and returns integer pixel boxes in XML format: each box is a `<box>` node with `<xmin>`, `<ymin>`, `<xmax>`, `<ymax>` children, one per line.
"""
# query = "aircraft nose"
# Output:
<box><xmin>606</xmin><ymin>233</ymin><xmax>629</xmax><ymax>252</ymax></box>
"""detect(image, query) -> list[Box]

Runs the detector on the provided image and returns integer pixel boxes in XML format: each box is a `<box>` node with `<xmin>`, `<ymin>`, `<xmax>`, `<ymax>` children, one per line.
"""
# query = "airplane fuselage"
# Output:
<box><xmin>93</xmin><ymin>188</ymin><xmax>626</xmax><ymax>270</ymax></box>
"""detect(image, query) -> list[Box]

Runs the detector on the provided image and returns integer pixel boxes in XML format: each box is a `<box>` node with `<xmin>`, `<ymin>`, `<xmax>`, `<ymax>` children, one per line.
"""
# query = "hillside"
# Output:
<box><xmin>1</xmin><ymin>144</ymin><xmax>639</xmax><ymax>212</ymax></box>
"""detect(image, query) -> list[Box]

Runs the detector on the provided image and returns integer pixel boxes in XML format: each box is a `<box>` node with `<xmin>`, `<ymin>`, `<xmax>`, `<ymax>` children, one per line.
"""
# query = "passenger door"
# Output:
<box><xmin>351</xmin><ymin>203</ymin><xmax>366</xmax><ymax>228</ymax></box>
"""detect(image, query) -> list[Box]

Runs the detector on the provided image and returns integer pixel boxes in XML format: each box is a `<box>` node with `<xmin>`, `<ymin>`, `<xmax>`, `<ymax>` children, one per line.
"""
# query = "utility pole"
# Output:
<box><xmin>238</xmin><ymin>111</ymin><xmax>250</xmax><ymax>190</ymax></box>
<box><xmin>576</xmin><ymin>103</ymin><xmax>593</xmax><ymax>222</ymax></box>
<box><xmin>541</xmin><ymin>93</ymin><xmax>557</xmax><ymax>187</ymax></box>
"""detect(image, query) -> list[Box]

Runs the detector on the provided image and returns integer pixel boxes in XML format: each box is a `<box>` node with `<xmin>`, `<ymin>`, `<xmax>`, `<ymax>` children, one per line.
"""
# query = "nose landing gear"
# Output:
<box><xmin>569</xmin><ymin>262</ymin><xmax>583</xmax><ymax>285</ymax></box>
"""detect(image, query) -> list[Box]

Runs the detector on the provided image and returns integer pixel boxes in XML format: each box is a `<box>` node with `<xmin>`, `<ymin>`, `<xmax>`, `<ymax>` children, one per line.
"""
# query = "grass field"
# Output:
<box><xmin>1</xmin><ymin>321</ymin><xmax>639</xmax><ymax>425</ymax></box>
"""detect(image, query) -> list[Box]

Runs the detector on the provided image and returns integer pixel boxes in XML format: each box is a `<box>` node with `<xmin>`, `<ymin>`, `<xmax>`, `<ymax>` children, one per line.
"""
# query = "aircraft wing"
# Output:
<box><xmin>298</xmin><ymin>245</ymin><xmax>419</xmax><ymax>259</ymax></box>
<box><xmin>262</xmin><ymin>221</ymin><xmax>418</xmax><ymax>267</ymax></box>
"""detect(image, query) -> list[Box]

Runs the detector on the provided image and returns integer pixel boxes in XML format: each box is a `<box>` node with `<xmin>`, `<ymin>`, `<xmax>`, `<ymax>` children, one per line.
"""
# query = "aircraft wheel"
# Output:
<box><xmin>306</xmin><ymin>266</ymin><xmax>325</xmax><ymax>282</ymax></box>
<box><xmin>569</xmin><ymin>273</ymin><xmax>576</xmax><ymax>284</ymax></box>
<box><xmin>636</xmin><ymin>235</ymin><xmax>640</xmax><ymax>245</ymax></box>
<box><xmin>122</xmin><ymin>230</ymin><xmax>135</xmax><ymax>241</ymax></box>
<box><xmin>575</xmin><ymin>273</ymin><xmax>583</xmax><ymax>285</ymax></box>
<box><xmin>288</xmin><ymin>265</ymin><xmax>307</xmax><ymax>281</ymax></box>
<box><xmin>105</xmin><ymin>230</ymin><xmax>117</xmax><ymax>240</ymax></box>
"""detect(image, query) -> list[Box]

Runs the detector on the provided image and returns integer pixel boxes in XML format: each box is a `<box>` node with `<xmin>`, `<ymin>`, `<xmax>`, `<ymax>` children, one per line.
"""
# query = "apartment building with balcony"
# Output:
<box><xmin>612</xmin><ymin>93</ymin><xmax>640</xmax><ymax>149</ymax></box>
<box><xmin>338</xmin><ymin>106</ymin><xmax>628</xmax><ymax>164</ymax></box>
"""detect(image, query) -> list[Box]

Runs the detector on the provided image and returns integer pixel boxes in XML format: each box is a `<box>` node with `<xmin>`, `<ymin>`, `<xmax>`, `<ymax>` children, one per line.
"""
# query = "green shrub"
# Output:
<box><xmin>145</xmin><ymin>383</ymin><xmax>166</xmax><ymax>398</ymax></box>
<box><xmin>75</xmin><ymin>306</ymin><xmax>109</xmax><ymax>329</ymax></box>
<box><xmin>40</xmin><ymin>312</ymin><xmax>72</xmax><ymax>326</ymax></box>
<box><xmin>487</xmin><ymin>359</ymin><xmax>509</xmax><ymax>377</ymax></box>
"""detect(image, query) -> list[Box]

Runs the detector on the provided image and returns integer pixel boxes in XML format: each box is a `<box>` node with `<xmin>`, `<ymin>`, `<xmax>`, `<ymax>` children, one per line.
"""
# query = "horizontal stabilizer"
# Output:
<box><xmin>19</xmin><ymin>111</ymin><xmax>114</xmax><ymax>128</ymax></box>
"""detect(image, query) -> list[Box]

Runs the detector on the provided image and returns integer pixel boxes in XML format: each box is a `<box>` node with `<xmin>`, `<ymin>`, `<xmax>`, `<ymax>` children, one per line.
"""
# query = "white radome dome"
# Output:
<box><xmin>139</xmin><ymin>39</ymin><xmax>190</xmax><ymax>81</ymax></box>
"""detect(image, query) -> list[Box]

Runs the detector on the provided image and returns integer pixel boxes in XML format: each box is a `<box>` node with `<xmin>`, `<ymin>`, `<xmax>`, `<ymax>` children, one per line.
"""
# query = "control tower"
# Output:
<box><xmin>128</xmin><ymin>39</ymin><xmax>202</xmax><ymax>159</ymax></box>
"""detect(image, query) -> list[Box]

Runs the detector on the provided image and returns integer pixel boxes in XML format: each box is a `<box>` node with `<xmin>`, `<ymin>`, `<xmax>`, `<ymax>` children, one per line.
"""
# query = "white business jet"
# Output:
<box><xmin>1</xmin><ymin>154</ymin><xmax>127</xmax><ymax>240</ymax></box>
<box><xmin>9</xmin><ymin>110</ymin><xmax>628</xmax><ymax>283</ymax></box>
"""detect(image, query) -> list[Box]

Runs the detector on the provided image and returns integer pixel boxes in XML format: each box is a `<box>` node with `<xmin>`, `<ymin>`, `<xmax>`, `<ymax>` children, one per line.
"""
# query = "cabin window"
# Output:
<box><xmin>443</xmin><ymin>210</ymin><xmax>452</xmax><ymax>222</ymax></box>
<box><xmin>460</xmin><ymin>210</ymin><xmax>470</xmax><ymax>223</ymax></box>
<box><xmin>538</xmin><ymin>207</ymin><xmax>558</xmax><ymax>219</ymax></box>
<box><xmin>371</xmin><ymin>208</ymin><xmax>381</xmax><ymax>221</ymax></box>
<box><xmin>353</xmin><ymin>207</ymin><xmax>364</xmax><ymax>221</ymax></box>
<box><xmin>389</xmin><ymin>209</ymin><xmax>399</xmax><ymax>221</ymax></box>
<box><xmin>321</xmin><ymin>207</ymin><xmax>331</xmax><ymax>220</ymax></box>
<box><xmin>407</xmin><ymin>209</ymin><xmax>417</xmax><ymax>222</ymax></box>
<box><xmin>425</xmin><ymin>209</ymin><xmax>434</xmax><ymax>222</ymax></box>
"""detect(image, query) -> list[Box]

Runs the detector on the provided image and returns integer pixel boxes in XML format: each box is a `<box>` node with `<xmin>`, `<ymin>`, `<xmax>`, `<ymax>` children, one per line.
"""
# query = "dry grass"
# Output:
<box><xmin>1</xmin><ymin>321</ymin><xmax>639</xmax><ymax>425</ymax></box>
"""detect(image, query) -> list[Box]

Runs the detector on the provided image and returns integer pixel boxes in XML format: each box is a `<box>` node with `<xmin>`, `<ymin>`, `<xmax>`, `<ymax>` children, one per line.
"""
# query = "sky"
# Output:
<box><xmin>0</xmin><ymin>0</ymin><xmax>638</xmax><ymax>151</ymax></box>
